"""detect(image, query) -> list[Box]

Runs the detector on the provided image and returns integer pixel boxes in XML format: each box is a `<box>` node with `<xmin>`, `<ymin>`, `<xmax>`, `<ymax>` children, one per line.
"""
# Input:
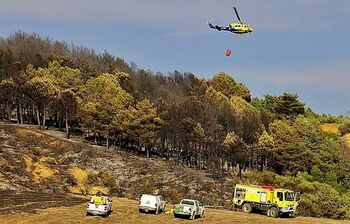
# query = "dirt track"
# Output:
<box><xmin>1</xmin><ymin>196</ymin><xmax>349</xmax><ymax>224</ymax></box>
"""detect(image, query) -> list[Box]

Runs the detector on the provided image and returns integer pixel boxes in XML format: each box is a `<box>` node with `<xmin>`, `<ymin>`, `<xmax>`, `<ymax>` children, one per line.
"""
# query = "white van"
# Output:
<box><xmin>138</xmin><ymin>194</ymin><xmax>166</xmax><ymax>214</ymax></box>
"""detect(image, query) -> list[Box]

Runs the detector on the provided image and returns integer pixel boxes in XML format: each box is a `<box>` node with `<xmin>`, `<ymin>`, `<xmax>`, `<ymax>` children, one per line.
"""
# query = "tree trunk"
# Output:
<box><xmin>30</xmin><ymin>104</ymin><xmax>34</xmax><ymax>124</ymax></box>
<box><xmin>94</xmin><ymin>134</ymin><xmax>98</xmax><ymax>145</ymax></box>
<box><xmin>199</xmin><ymin>144</ymin><xmax>202</xmax><ymax>171</ymax></box>
<box><xmin>19</xmin><ymin>103</ymin><xmax>23</xmax><ymax>124</ymax></box>
<box><xmin>42</xmin><ymin>105</ymin><xmax>46</xmax><ymax>130</ymax></box>
<box><xmin>7</xmin><ymin>102</ymin><xmax>11</xmax><ymax>122</ymax></box>
<box><xmin>161</xmin><ymin>138</ymin><xmax>165</xmax><ymax>158</ymax></box>
<box><xmin>16</xmin><ymin>102</ymin><xmax>20</xmax><ymax>124</ymax></box>
<box><xmin>65</xmin><ymin>119</ymin><xmax>70</xmax><ymax>139</ymax></box>
<box><xmin>260</xmin><ymin>154</ymin><xmax>264</xmax><ymax>172</ymax></box>
<box><xmin>165</xmin><ymin>139</ymin><xmax>169</xmax><ymax>161</ymax></box>
<box><xmin>238</xmin><ymin>163</ymin><xmax>243</xmax><ymax>179</ymax></box>
<box><xmin>65</xmin><ymin>110</ymin><xmax>70</xmax><ymax>139</ymax></box>
<box><xmin>59</xmin><ymin>115</ymin><xmax>63</xmax><ymax>130</ymax></box>
<box><xmin>36</xmin><ymin>107</ymin><xmax>41</xmax><ymax>127</ymax></box>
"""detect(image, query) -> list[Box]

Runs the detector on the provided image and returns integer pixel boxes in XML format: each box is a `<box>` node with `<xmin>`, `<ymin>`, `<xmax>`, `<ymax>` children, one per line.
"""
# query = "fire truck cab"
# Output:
<box><xmin>233</xmin><ymin>184</ymin><xmax>299</xmax><ymax>218</ymax></box>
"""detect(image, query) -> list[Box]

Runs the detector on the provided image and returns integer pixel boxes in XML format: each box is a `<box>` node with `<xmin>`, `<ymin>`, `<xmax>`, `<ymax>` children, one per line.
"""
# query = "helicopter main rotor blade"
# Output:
<box><xmin>233</xmin><ymin>7</ymin><xmax>243</xmax><ymax>24</ymax></box>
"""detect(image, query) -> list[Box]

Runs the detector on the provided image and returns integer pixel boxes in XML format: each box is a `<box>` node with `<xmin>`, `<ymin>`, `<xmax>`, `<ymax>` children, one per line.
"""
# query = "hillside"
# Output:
<box><xmin>2</xmin><ymin>124</ymin><xmax>350</xmax><ymax>223</ymax></box>
<box><xmin>0</xmin><ymin>123</ymin><xmax>232</xmax><ymax>206</ymax></box>
<box><xmin>1</xmin><ymin>197</ymin><xmax>349</xmax><ymax>224</ymax></box>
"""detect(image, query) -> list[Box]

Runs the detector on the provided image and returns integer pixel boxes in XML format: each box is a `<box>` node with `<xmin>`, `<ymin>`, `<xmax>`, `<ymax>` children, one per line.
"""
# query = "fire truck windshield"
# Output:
<box><xmin>284</xmin><ymin>192</ymin><xmax>295</xmax><ymax>201</ymax></box>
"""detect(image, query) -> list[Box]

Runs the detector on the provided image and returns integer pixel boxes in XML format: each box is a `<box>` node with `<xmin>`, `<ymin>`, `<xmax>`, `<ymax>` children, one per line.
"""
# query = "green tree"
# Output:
<box><xmin>26</xmin><ymin>64</ymin><xmax>59</xmax><ymax>129</ymax></box>
<box><xmin>80</xmin><ymin>73</ymin><xmax>133</xmax><ymax>148</ymax></box>
<box><xmin>257</xmin><ymin>130</ymin><xmax>274</xmax><ymax>171</ymax></box>
<box><xmin>275</xmin><ymin>93</ymin><xmax>305</xmax><ymax>117</ymax></box>
<box><xmin>124</xmin><ymin>99</ymin><xmax>162</xmax><ymax>159</ymax></box>
<box><xmin>210</xmin><ymin>72</ymin><xmax>251</xmax><ymax>101</ymax></box>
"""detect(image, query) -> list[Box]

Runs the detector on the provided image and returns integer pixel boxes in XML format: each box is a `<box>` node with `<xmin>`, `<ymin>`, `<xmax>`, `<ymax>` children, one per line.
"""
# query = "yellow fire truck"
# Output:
<box><xmin>233</xmin><ymin>184</ymin><xmax>299</xmax><ymax>218</ymax></box>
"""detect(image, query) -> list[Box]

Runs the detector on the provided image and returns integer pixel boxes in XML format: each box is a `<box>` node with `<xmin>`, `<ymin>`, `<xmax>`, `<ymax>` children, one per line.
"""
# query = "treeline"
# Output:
<box><xmin>1</xmin><ymin>32</ymin><xmax>350</xmax><ymax>181</ymax></box>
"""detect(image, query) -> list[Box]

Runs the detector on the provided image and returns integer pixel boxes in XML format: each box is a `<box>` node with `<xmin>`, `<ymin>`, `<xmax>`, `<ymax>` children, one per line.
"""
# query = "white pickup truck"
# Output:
<box><xmin>173</xmin><ymin>199</ymin><xmax>205</xmax><ymax>220</ymax></box>
<box><xmin>86</xmin><ymin>196</ymin><xmax>112</xmax><ymax>217</ymax></box>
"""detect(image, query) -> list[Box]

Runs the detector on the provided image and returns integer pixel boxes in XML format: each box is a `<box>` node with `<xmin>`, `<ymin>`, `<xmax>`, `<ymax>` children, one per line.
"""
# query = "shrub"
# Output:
<box><xmin>160</xmin><ymin>187</ymin><xmax>182</xmax><ymax>204</ymax></box>
<box><xmin>110</xmin><ymin>180</ymin><xmax>127</xmax><ymax>197</ymax></box>
<box><xmin>339</xmin><ymin>119</ymin><xmax>350</xmax><ymax>135</ymax></box>
<box><xmin>40</xmin><ymin>156</ymin><xmax>57</xmax><ymax>165</ymax></box>
<box><xmin>298</xmin><ymin>183</ymin><xmax>346</xmax><ymax>219</ymax></box>
<box><xmin>310</xmin><ymin>166</ymin><xmax>324</xmax><ymax>182</ymax></box>
<box><xmin>86</xmin><ymin>172</ymin><xmax>99</xmax><ymax>185</ymax></box>
<box><xmin>244</xmin><ymin>170</ymin><xmax>276</xmax><ymax>185</ymax></box>
<box><xmin>0</xmin><ymin>159</ymin><xmax>11</xmax><ymax>172</ymax></box>
<box><xmin>325</xmin><ymin>172</ymin><xmax>337</xmax><ymax>187</ymax></box>
<box><xmin>99</xmin><ymin>172</ymin><xmax>116</xmax><ymax>187</ymax></box>
<box><xmin>31</xmin><ymin>146</ymin><xmax>42</xmax><ymax>157</ymax></box>
<box><xmin>65</xmin><ymin>172</ymin><xmax>77</xmax><ymax>186</ymax></box>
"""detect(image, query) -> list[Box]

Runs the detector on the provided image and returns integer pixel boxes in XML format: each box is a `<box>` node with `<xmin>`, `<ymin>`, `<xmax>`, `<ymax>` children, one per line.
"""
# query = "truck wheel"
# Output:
<box><xmin>242</xmin><ymin>203</ymin><xmax>253</xmax><ymax>214</ymax></box>
<box><xmin>268</xmin><ymin>207</ymin><xmax>279</xmax><ymax>218</ymax></box>
<box><xmin>232</xmin><ymin>203</ymin><xmax>237</xmax><ymax>211</ymax></box>
<box><xmin>289</xmin><ymin>212</ymin><xmax>296</xmax><ymax>218</ymax></box>
<box><xmin>190</xmin><ymin>212</ymin><xmax>195</xmax><ymax>220</ymax></box>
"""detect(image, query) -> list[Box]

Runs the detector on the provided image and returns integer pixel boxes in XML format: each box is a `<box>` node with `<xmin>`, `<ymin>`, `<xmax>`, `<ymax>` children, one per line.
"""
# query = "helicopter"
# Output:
<box><xmin>208</xmin><ymin>7</ymin><xmax>253</xmax><ymax>35</ymax></box>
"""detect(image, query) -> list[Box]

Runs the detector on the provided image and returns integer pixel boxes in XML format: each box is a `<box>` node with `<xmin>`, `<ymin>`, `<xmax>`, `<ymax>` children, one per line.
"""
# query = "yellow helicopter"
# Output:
<box><xmin>208</xmin><ymin>7</ymin><xmax>253</xmax><ymax>35</ymax></box>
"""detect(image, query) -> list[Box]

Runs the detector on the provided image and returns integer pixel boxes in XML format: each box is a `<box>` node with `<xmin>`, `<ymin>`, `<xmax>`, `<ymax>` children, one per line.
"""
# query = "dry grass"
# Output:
<box><xmin>66</xmin><ymin>167</ymin><xmax>109</xmax><ymax>195</ymax></box>
<box><xmin>15</xmin><ymin>127</ymin><xmax>76</xmax><ymax>153</ymax></box>
<box><xmin>67</xmin><ymin>167</ymin><xmax>88</xmax><ymax>194</ymax></box>
<box><xmin>343</xmin><ymin>134</ymin><xmax>350</xmax><ymax>156</ymax></box>
<box><xmin>23</xmin><ymin>155</ymin><xmax>57</xmax><ymax>183</ymax></box>
<box><xmin>320</xmin><ymin>123</ymin><xmax>340</xmax><ymax>135</ymax></box>
<box><xmin>0</xmin><ymin>197</ymin><xmax>348</xmax><ymax>224</ymax></box>
<box><xmin>344</xmin><ymin>134</ymin><xmax>350</xmax><ymax>148</ymax></box>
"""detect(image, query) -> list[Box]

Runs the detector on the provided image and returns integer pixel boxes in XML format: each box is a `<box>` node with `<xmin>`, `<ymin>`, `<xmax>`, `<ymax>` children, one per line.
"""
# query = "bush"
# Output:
<box><xmin>0</xmin><ymin>159</ymin><xmax>11</xmax><ymax>172</ymax></box>
<box><xmin>325</xmin><ymin>172</ymin><xmax>337</xmax><ymax>187</ymax></box>
<box><xmin>160</xmin><ymin>187</ymin><xmax>182</xmax><ymax>204</ymax></box>
<box><xmin>65</xmin><ymin>172</ymin><xmax>77</xmax><ymax>186</ymax></box>
<box><xmin>310</xmin><ymin>166</ymin><xmax>324</xmax><ymax>182</ymax></box>
<box><xmin>127</xmin><ymin>177</ymin><xmax>157</xmax><ymax>200</ymax></box>
<box><xmin>98</xmin><ymin>172</ymin><xmax>116</xmax><ymax>187</ymax></box>
<box><xmin>86</xmin><ymin>172</ymin><xmax>99</xmax><ymax>185</ymax></box>
<box><xmin>271</xmin><ymin>172</ymin><xmax>349</xmax><ymax>219</ymax></box>
<box><xmin>244</xmin><ymin>170</ymin><xmax>276</xmax><ymax>185</ymax></box>
<box><xmin>110</xmin><ymin>180</ymin><xmax>127</xmax><ymax>197</ymax></box>
<box><xmin>40</xmin><ymin>156</ymin><xmax>57</xmax><ymax>165</ymax></box>
<box><xmin>298</xmin><ymin>183</ymin><xmax>347</xmax><ymax>219</ymax></box>
<box><xmin>339</xmin><ymin>119</ymin><xmax>350</xmax><ymax>135</ymax></box>
<box><xmin>31</xmin><ymin>146</ymin><xmax>42</xmax><ymax>157</ymax></box>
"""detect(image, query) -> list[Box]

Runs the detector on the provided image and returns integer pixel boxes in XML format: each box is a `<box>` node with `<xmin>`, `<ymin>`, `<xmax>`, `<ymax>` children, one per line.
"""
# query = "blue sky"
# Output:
<box><xmin>0</xmin><ymin>0</ymin><xmax>349</xmax><ymax>115</ymax></box>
